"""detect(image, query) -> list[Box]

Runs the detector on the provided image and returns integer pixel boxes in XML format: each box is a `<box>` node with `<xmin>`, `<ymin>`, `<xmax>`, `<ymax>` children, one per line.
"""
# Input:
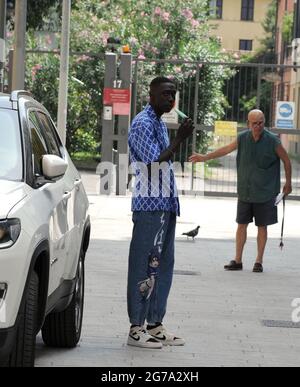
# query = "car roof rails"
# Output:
<box><xmin>10</xmin><ymin>90</ymin><xmax>33</xmax><ymax>102</ymax></box>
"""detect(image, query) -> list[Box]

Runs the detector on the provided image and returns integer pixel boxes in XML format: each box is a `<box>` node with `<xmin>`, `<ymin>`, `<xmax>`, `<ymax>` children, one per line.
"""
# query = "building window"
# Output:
<box><xmin>241</xmin><ymin>0</ymin><xmax>254</xmax><ymax>21</ymax></box>
<box><xmin>210</xmin><ymin>0</ymin><xmax>223</xmax><ymax>19</ymax></box>
<box><xmin>239</xmin><ymin>39</ymin><xmax>253</xmax><ymax>51</ymax></box>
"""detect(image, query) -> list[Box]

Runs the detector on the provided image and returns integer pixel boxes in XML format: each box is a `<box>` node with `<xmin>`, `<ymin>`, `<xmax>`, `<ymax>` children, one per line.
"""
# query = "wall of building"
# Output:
<box><xmin>275</xmin><ymin>0</ymin><xmax>300</xmax><ymax>152</ymax></box>
<box><xmin>276</xmin><ymin>0</ymin><xmax>294</xmax><ymax>63</ymax></box>
<box><xmin>209</xmin><ymin>0</ymin><xmax>272</xmax><ymax>53</ymax></box>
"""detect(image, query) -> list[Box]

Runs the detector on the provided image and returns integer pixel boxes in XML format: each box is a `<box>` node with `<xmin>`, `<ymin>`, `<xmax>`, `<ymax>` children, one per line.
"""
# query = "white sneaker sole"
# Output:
<box><xmin>127</xmin><ymin>336</ymin><xmax>163</xmax><ymax>349</ymax></box>
<box><xmin>158</xmin><ymin>338</ymin><xmax>185</xmax><ymax>346</ymax></box>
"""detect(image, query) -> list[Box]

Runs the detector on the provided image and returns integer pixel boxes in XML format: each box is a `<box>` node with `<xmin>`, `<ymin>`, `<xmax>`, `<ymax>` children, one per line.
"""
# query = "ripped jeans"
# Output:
<box><xmin>127</xmin><ymin>211</ymin><xmax>176</xmax><ymax>326</ymax></box>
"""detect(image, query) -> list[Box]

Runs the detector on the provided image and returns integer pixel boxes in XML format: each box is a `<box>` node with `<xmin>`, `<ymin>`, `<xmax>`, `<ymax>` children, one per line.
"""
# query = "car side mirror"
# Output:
<box><xmin>42</xmin><ymin>155</ymin><xmax>68</xmax><ymax>179</ymax></box>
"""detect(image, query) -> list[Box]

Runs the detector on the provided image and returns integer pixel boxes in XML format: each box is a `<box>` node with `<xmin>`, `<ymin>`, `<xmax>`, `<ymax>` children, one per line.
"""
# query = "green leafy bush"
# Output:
<box><xmin>24</xmin><ymin>0</ymin><xmax>232</xmax><ymax>155</ymax></box>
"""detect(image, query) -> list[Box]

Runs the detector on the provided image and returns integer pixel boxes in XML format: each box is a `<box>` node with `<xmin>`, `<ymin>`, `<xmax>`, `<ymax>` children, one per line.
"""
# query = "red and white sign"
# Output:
<box><xmin>103</xmin><ymin>88</ymin><xmax>131</xmax><ymax>115</ymax></box>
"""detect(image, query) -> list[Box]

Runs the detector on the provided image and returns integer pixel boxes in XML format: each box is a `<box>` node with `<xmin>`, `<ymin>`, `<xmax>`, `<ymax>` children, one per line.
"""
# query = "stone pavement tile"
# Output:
<box><xmin>35</xmin><ymin>194</ymin><xmax>300</xmax><ymax>367</ymax></box>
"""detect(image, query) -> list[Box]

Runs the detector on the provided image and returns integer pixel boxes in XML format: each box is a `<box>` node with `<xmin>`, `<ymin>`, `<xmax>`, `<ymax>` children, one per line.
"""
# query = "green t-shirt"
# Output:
<box><xmin>237</xmin><ymin>129</ymin><xmax>281</xmax><ymax>203</ymax></box>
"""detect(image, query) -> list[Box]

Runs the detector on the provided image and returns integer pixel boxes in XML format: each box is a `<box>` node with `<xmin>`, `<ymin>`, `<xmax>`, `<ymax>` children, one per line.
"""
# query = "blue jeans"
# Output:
<box><xmin>127</xmin><ymin>211</ymin><xmax>176</xmax><ymax>326</ymax></box>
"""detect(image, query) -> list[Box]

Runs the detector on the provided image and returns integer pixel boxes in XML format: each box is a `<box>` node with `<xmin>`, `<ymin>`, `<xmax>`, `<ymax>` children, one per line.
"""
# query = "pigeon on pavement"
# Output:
<box><xmin>182</xmin><ymin>226</ymin><xmax>200</xmax><ymax>240</ymax></box>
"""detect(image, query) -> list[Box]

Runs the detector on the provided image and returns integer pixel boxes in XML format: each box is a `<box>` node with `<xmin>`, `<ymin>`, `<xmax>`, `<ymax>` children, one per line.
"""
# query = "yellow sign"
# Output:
<box><xmin>215</xmin><ymin>121</ymin><xmax>237</xmax><ymax>137</ymax></box>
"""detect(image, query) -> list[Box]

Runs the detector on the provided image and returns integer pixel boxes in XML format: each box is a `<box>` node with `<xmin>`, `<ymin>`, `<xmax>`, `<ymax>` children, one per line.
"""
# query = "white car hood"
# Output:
<box><xmin>0</xmin><ymin>180</ymin><xmax>29</xmax><ymax>219</ymax></box>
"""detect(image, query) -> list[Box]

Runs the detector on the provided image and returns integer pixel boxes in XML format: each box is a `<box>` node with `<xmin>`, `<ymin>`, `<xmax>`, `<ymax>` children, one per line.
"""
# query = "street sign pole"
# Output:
<box><xmin>292</xmin><ymin>38</ymin><xmax>300</xmax><ymax>67</ymax></box>
<box><xmin>57</xmin><ymin>0</ymin><xmax>71</xmax><ymax>146</ymax></box>
<box><xmin>0</xmin><ymin>0</ymin><xmax>6</xmax><ymax>92</ymax></box>
<box><xmin>294</xmin><ymin>0</ymin><xmax>300</xmax><ymax>39</ymax></box>
<box><xmin>12</xmin><ymin>0</ymin><xmax>27</xmax><ymax>91</ymax></box>
<box><xmin>101</xmin><ymin>51</ymin><xmax>132</xmax><ymax>195</ymax></box>
<box><xmin>116</xmin><ymin>52</ymin><xmax>131</xmax><ymax>196</ymax></box>
<box><xmin>100</xmin><ymin>53</ymin><xmax>117</xmax><ymax>195</ymax></box>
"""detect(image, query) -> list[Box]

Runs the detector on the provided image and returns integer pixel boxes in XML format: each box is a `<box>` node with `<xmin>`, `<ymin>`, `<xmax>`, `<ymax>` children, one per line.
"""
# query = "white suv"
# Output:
<box><xmin>0</xmin><ymin>91</ymin><xmax>90</xmax><ymax>367</ymax></box>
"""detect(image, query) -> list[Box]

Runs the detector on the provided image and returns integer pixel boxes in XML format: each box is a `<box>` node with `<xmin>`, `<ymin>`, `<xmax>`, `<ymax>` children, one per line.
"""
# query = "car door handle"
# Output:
<box><xmin>63</xmin><ymin>191</ymin><xmax>72</xmax><ymax>200</ymax></box>
<box><xmin>74</xmin><ymin>178</ymin><xmax>82</xmax><ymax>188</ymax></box>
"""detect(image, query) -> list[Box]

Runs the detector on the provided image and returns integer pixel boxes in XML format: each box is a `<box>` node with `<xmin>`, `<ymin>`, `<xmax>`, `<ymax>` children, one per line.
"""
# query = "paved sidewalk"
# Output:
<box><xmin>35</xmin><ymin>173</ymin><xmax>300</xmax><ymax>367</ymax></box>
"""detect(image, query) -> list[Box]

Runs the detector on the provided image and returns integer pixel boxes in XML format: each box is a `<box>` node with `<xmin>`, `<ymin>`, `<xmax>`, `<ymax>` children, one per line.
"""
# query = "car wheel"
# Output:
<box><xmin>2</xmin><ymin>271</ymin><xmax>39</xmax><ymax>367</ymax></box>
<box><xmin>41</xmin><ymin>253</ymin><xmax>85</xmax><ymax>348</ymax></box>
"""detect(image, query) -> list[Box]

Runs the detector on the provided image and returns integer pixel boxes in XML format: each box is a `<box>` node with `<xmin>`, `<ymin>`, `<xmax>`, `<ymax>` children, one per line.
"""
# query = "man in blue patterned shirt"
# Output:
<box><xmin>127</xmin><ymin>77</ymin><xmax>194</xmax><ymax>348</ymax></box>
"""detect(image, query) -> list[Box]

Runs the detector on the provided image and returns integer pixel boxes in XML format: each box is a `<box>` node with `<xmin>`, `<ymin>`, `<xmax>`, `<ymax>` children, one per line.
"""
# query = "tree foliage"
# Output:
<box><xmin>281</xmin><ymin>12</ymin><xmax>294</xmax><ymax>44</ymax></box>
<box><xmin>260</xmin><ymin>0</ymin><xmax>277</xmax><ymax>53</ymax></box>
<box><xmin>71</xmin><ymin>0</ymin><xmax>220</xmax><ymax>61</ymax></box>
<box><xmin>8</xmin><ymin>0</ymin><xmax>61</xmax><ymax>30</ymax></box>
<box><xmin>25</xmin><ymin>0</ymin><xmax>232</xmax><ymax>154</ymax></box>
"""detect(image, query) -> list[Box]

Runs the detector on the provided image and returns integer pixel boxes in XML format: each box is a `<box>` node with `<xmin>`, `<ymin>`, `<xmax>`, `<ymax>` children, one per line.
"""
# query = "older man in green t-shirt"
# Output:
<box><xmin>189</xmin><ymin>109</ymin><xmax>292</xmax><ymax>273</ymax></box>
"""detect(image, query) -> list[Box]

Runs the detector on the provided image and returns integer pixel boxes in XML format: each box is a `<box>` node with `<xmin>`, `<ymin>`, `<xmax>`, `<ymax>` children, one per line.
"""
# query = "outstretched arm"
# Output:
<box><xmin>276</xmin><ymin>144</ymin><xmax>292</xmax><ymax>196</ymax></box>
<box><xmin>189</xmin><ymin>140</ymin><xmax>238</xmax><ymax>163</ymax></box>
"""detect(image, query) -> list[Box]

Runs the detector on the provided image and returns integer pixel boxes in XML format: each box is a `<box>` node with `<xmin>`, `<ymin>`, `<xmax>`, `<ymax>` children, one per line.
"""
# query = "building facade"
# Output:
<box><xmin>275</xmin><ymin>0</ymin><xmax>300</xmax><ymax>152</ymax></box>
<box><xmin>209</xmin><ymin>0</ymin><xmax>273</xmax><ymax>54</ymax></box>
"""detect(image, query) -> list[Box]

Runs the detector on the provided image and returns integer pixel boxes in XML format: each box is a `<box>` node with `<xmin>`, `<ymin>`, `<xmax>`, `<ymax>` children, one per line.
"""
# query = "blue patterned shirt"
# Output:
<box><xmin>128</xmin><ymin>104</ymin><xmax>180</xmax><ymax>215</ymax></box>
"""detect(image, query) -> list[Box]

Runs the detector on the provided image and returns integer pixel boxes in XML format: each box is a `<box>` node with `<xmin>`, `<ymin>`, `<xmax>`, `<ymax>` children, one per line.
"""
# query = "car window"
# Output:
<box><xmin>0</xmin><ymin>109</ymin><xmax>23</xmax><ymax>181</ymax></box>
<box><xmin>28</xmin><ymin>111</ymin><xmax>48</xmax><ymax>176</ymax></box>
<box><xmin>36</xmin><ymin>112</ymin><xmax>62</xmax><ymax>157</ymax></box>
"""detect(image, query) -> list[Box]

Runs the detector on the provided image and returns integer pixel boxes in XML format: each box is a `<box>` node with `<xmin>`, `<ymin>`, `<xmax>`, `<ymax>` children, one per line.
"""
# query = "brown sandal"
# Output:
<box><xmin>224</xmin><ymin>260</ymin><xmax>243</xmax><ymax>271</ymax></box>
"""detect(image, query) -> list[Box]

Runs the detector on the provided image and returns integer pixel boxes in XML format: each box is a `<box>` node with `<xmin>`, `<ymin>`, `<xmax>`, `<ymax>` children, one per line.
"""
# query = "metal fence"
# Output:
<box><xmin>186</xmin><ymin>129</ymin><xmax>300</xmax><ymax>200</ymax></box>
<box><xmin>18</xmin><ymin>52</ymin><xmax>300</xmax><ymax>199</ymax></box>
<box><xmin>131</xmin><ymin>59</ymin><xmax>300</xmax><ymax>199</ymax></box>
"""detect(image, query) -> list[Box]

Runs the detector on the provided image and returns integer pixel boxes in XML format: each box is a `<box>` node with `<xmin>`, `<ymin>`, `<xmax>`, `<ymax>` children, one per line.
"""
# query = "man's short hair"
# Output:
<box><xmin>150</xmin><ymin>76</ymin><xmax>176</xmax><ymax>90</ymax></box>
